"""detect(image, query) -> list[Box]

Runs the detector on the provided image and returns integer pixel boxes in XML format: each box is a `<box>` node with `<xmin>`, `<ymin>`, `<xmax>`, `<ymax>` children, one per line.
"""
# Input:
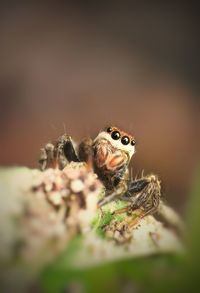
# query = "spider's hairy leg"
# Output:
<box><xmin>127</xmin><ymin>209</ymin><xmax>145</xmax><ymax>229</ymax></box>
<box><xmin>38</xmin><ymin>134</ymin><xmax>79</xmax><ymax>171</ymax></box>
<box><xmin>62</xmin><ymin>135</ymin><xmax>80</xmax><ymax>163</ymax></box>
<box><xmin>127</xmin><ymin>175</ymin><xmax>161</xmax><ymax>227</ymax></box>
<box><xmin>112</xmin><ymin>206</ymin><xmax>145</xmax><ymax>229</ymax></box>
<box><xmin>98</xmin><ymin>181</ymin><xmax>128</xmax><ymax>207</ymax></box>
<box><xmin>112</xmin><ymin>175</ymin><xmax>161</xmax><ymax>228</ymax></box>
<box><xmin>78</xmin><ymin>137</ymin><xmax>93</xmax><ymax>166</ymax></box>
<box><xmin>127</xmin><ymin>202</ymin><xmax>160</xmax><ymax>229</ymax></box>
<box><xmin>39</xmin><ymin>143</ymin><xmax>55</xmax><ymax>171</ymax></box>
<box><xmin>127</xmin><ymin>177</ymin><xmax>151</xmax><ymax>195</ymax></box>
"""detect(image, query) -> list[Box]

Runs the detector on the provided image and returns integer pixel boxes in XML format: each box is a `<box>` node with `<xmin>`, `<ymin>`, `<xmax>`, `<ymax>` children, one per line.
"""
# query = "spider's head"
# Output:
<box><xmin>94</xmin><ymin>126</ymin><xmax>136</xmax><ymax>160</ymax></box>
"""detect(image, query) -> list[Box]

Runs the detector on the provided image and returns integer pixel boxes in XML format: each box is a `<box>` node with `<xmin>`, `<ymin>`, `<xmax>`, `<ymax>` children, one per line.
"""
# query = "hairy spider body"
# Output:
<box><xmin>39</xmin><ymin>126</ymin><xmax>161</xmax><ymax>227</ymax></box>
<box><xmin>93</xmin><ymin>138</ymin><xmax>129</xmax><ymax>190</ymax></box>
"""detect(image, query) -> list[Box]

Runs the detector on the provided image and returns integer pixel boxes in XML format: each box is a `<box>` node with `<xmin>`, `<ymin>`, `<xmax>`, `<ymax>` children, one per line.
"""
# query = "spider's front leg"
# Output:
<box><xmin>38</xmin><ymin>134</ymin><xmax>79</xmax><ymax>170</ymax></box>
<box><xmin>78</xmin><ymin>137</ymin><xmax>94</xmax><ymax>166</ymax></box>
<box><xmin>113</xmin><ymin>175</ymin><xmax>161</xmax><ymax>228</ymax></box>
<box><xmin>98</xmin><ymin>180</ymin><xmax>128</xmax><ymax>207</ymax></box>
<box><xmin>97</xmin><ymin>166</ymin><xmax>130</xmax><ymax>207</ymax></box>
<box><xmin>98</xmin><ymin>175</ymin><xmax>151</xmax><ymax>208</ymax></box>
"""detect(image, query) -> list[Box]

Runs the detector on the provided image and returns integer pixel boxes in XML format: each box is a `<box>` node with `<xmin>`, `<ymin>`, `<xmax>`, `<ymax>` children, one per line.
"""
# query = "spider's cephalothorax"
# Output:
<box><xmin>39</xmin><ymin>126</ymin><xmax>161</xmax><ymax>227</ymax></box>
<box><xmin>92</xmin><ymin>126</ymin><xmax>136</xmax><ymax>191</ymax></box>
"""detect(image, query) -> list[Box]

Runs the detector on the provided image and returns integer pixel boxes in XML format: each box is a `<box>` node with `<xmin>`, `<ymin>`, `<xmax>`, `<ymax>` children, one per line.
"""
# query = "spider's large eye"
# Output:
<box><xmin>131</xmin><ymin>140</ymin><xmax>136</xmax><ymax>146</ymax></box>
<box><xmin>107</xmin><ymin>127</ymin><xmax>112</xmax><ymax>133</ymax></box>
<box><xmin>111</xmin><ymin>131</ymin><xmax>120</xmax><ymax>140</ymax></box>
<box><xmin>121</xmin><ymin>136</ymin><xmax>130</xmax><ymax>145</ymax></box>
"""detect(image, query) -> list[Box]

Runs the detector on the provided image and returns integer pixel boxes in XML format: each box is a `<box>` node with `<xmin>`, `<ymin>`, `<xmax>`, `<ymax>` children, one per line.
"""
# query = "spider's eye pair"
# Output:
<box><xmin>111</xmin><ymin>131</ymin><xmax>129</xmax><ymax>145</ymax></box>
<box><xmin>107</xmin><ymin>127</ymin><xmax>135</xmax><ymax>146</ymax></box>
<box><xmin>111</xmin><ymin>131</ymin><xmax>120</xmax><ymax>140</ymax></box>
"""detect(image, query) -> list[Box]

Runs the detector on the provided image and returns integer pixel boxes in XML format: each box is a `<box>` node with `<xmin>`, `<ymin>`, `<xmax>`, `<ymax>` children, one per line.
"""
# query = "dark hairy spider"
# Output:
<box><xmin>39</xmin><ymin>126</ymin><xmax>161</xmax><ymax>227</ymax></box>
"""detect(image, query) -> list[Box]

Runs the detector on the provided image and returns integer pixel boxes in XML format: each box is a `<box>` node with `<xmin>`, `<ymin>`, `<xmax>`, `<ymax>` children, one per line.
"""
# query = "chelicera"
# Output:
<box><xmin>39</xmin><ymin>126</ymin><xmax>161</xmax><ymax>228</ymax></box>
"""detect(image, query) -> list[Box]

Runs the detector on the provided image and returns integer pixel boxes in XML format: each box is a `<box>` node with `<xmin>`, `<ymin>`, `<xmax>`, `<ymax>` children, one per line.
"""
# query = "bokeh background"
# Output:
<box><xmin>0</xmin><ymin>2</ymin><xmax>199</xmax><ymax>213</ymax></box>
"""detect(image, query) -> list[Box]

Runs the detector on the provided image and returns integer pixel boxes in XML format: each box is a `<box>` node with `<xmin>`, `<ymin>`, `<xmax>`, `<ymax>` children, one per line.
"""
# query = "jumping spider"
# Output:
<box><xmin>39</xmin><ymin>126</ymin><xmax>161</xmax><ymax>228</ymax></box>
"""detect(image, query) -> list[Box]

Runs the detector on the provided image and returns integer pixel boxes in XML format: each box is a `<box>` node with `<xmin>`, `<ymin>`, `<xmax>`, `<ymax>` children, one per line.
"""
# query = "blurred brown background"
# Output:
<box><xmin>0</xmin><ymin>2</ymin><xmax>199</xmax><ymax>212</ymax></box>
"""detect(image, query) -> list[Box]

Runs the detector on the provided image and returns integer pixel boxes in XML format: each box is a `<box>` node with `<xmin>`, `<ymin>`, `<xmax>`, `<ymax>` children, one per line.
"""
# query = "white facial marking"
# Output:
<box><xmin>94</xmin><ymin>131</ymin><xmax>135</xmax><ymax>159</ymax></box>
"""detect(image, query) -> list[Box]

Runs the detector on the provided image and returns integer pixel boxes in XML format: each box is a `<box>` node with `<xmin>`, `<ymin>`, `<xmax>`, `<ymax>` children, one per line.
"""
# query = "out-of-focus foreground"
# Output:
<box><xmin>0</xmin><ymin>163</ymin><xmax>185</xmax><ymax>292</ymax></box>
